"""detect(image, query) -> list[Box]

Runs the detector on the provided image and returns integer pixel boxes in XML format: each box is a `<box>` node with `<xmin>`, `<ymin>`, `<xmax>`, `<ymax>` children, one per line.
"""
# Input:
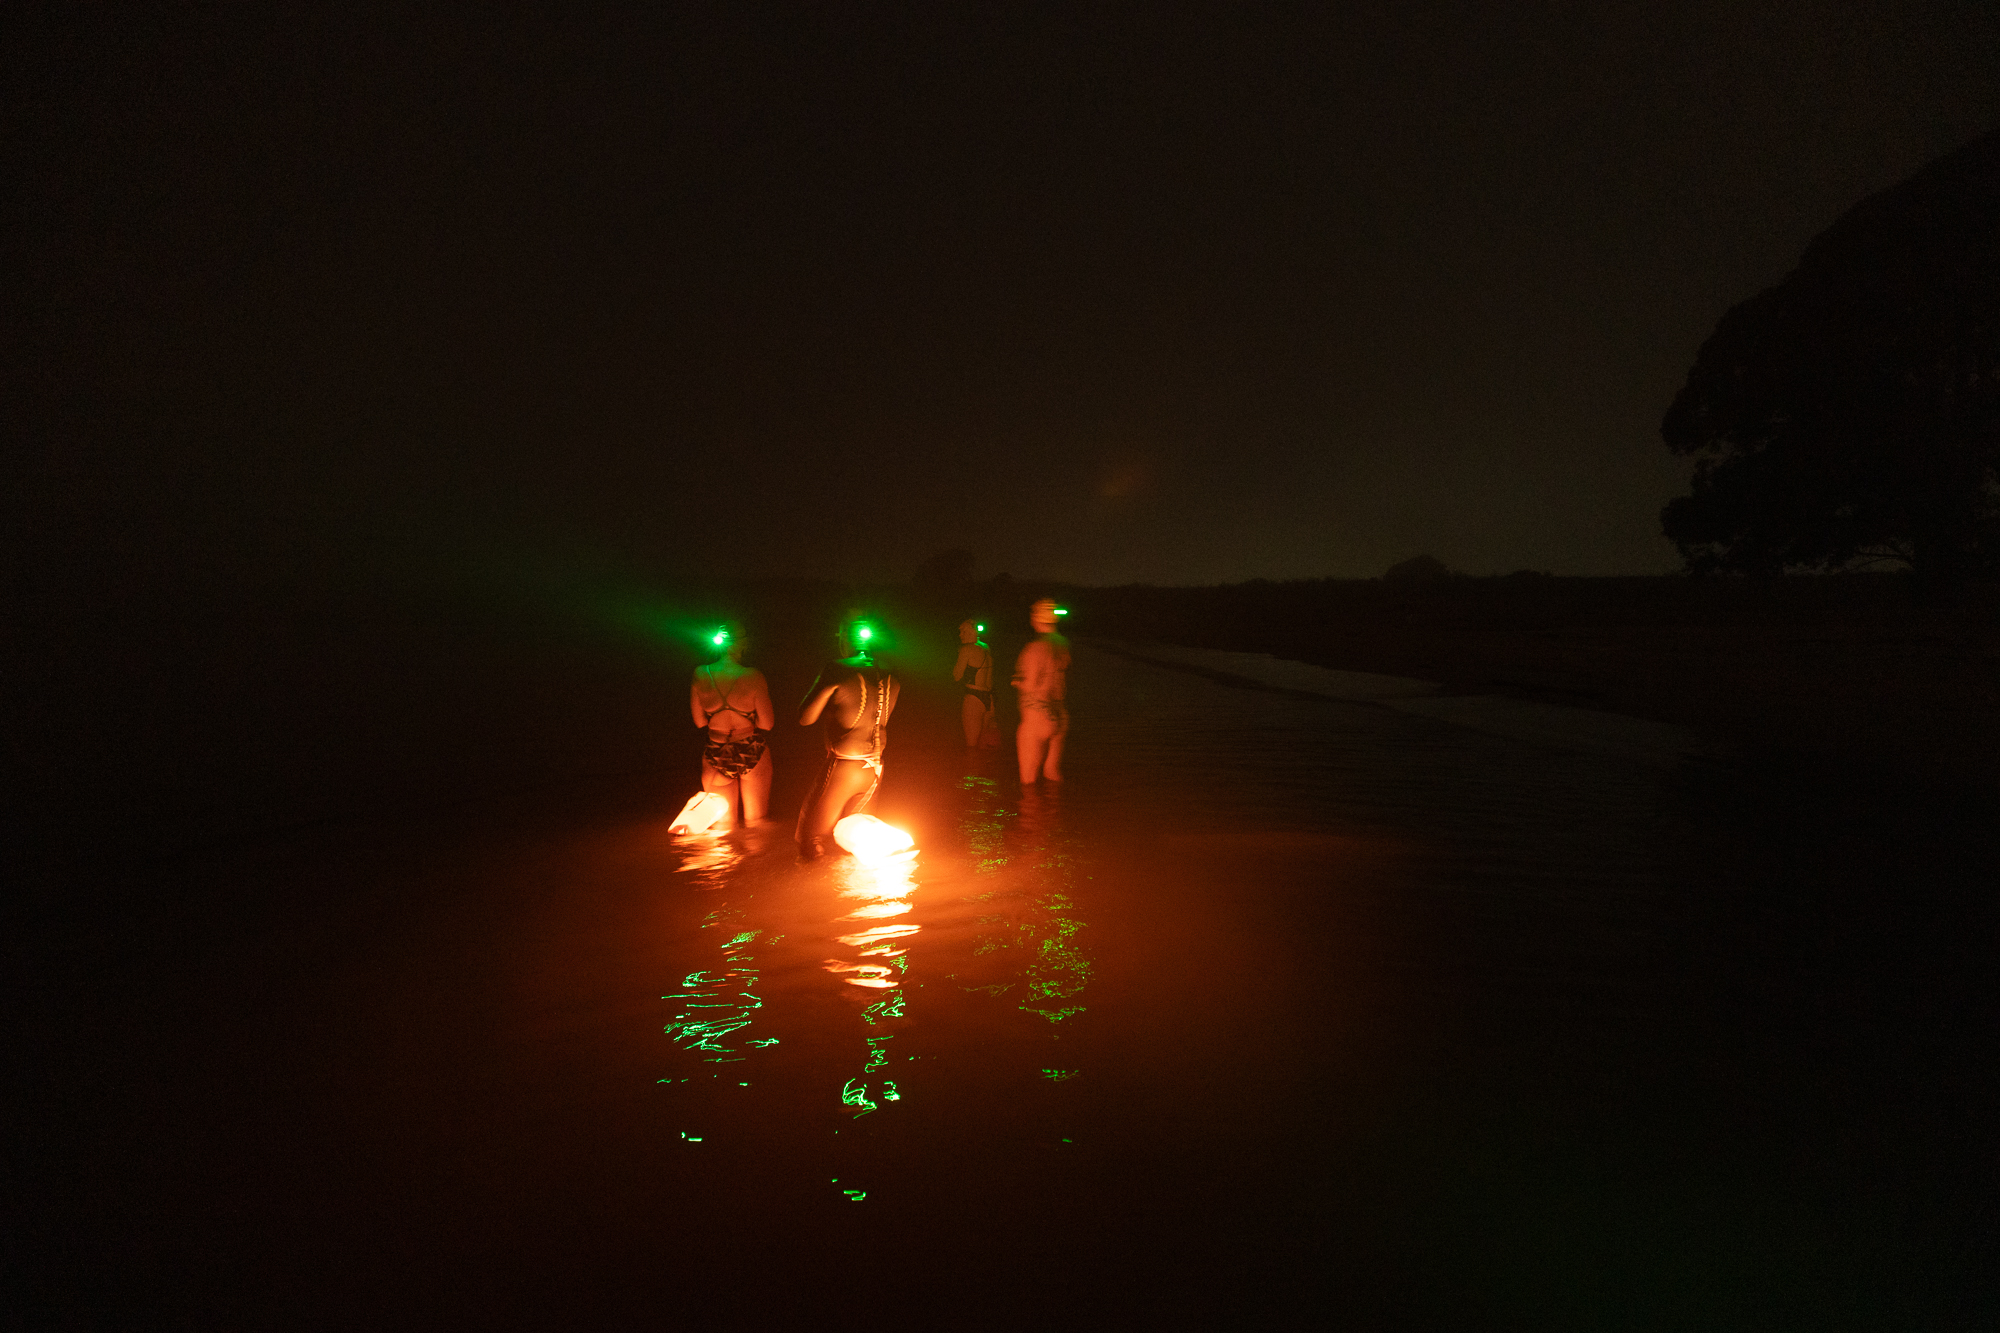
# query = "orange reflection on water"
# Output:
<box><xmin>835</xmin><ymin>851</ymin><xmax>918</xmax><ymax>921</ymax></box>
<box><xmin>837</xmin><ymin>923</ymin><xmax>921</xmax><ymax>952</ymax></box>
<box><xmin>821</xmin><ymin>960</ymin><xmax>899</xmax><ymax>988</ymax></box>
<box><xmin>672</xmin><ymin>833</ymin><xmax>742</xmax><ymax>878</ymax></box>
<box><xmin>842</xmin><ymin>901</ymin><xmax>911</xmax><ymax>919</ymax></box>
<box><xmin>828</xmin><ymin>856</ymin><xmax>921</xmax><ymax>989</ymax></box>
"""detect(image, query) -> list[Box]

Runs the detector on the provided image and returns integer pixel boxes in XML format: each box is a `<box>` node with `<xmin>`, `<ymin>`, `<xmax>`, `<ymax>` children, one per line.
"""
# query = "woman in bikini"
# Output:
<box><xmin>952</xmin><ymin>618</ymin><xmax>998</xmax><ymax>748</ymax></box>
<box><xmin>795</xmin><ymin>618</ymin><xmax>901</xmax><ymax>859</ymax></box>
<box><xmin>689</xmin><ymin>622</ymin><xmax>775</xmax><ymax>829</ymax></box>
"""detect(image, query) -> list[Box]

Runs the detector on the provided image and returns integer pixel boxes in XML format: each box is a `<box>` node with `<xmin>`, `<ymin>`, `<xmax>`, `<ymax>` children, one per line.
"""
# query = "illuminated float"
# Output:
<box><xmin>832</xmin><ymin>813</ymin><xmax>914</xmax><ymax>864</ymax></box>
<box><xmin>668</xmin><ymin>790</ymin><xmax>729</xmax><ymax>835</ymax></box>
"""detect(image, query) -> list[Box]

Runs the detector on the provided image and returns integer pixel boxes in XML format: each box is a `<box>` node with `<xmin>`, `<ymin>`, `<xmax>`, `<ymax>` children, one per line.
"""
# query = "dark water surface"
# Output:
<box><xmin>16</xmin><ymin>643</ymin><xmax>1998</xmax><ymax>1329</ymax></box>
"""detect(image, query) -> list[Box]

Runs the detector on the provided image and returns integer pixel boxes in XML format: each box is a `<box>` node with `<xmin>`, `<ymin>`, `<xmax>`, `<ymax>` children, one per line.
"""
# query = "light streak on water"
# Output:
<box><xmin>657</xmin><ymin>758</ymin><xmax>1097</xmax><ymax>1204</ymax></box>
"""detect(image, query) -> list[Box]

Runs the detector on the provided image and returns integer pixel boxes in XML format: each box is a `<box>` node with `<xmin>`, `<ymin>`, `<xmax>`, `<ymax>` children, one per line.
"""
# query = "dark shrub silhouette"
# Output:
<box><xmin>1662</xmin><ymin>129</ymin><xmax>2000</xmax><ymax>592</ymax></box>
<box><xmin>1382</xmin><ymin>554</ymin><xmax>1452</xmax><ymax>583</ymax></box>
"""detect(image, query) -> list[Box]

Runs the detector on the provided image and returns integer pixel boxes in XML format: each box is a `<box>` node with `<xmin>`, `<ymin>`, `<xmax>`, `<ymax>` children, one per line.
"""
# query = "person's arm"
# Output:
<box><xmin>953</xmin><ymin>645</ymin><xmax>974</xmax><ymax>681</ymax></box>
<box><xmin>689</xmin><ymin>674</ymin><xmax>709</xmax><ymax>729</ymax></box>
<box><xmin>747</xmin><ymin>669</ymin><xmax>776</xmax><ymax>732</ymax></box>
<box><xmin>798</xmin><ymin>669</ymin><xmax>839</xmax><ymax>725</ymax></box>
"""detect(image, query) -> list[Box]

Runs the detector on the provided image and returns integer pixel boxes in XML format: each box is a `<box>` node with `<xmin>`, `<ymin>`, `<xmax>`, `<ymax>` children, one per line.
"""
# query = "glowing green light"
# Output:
<box><xmin>841</xmin><ymin>1078</ymin><xmax>878</xmax><ymax>1116</ymax></box>
<box><xmin>1054</xmin><ymin>607</ymin><xmax>1068</xmax><ymax>617</ymax></box>
<box><xmin>711</xmin><ymin>630</ymin><xmax>728</xmax><ymax>646</ymax></box>
<box><xmin>856</xmin><ymin>625</ymin><xmax>873</xmax><ymax>641</ymax></box>
<box><xmin>976</xmin><ymin>623</ymin><xmax>985</xmax><ymax>632</ymax></box>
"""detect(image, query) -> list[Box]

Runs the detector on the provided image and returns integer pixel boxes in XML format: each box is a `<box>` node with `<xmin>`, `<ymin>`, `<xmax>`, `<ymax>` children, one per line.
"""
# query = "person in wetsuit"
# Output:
<box><xmin>952</xmin><ymin>618</ymin><xmax>998</xmax><ymax>748</ymax></box>
<box><xmin>795</xmin><ymin>620</ymin><xmax>901</xmax><ymax>858</ymax></box>
<box><xmin>689</xmin><ymin>623</ymin><xmax>775</xmax><ymax>828</ymax></box>
<box><xmin>1013</xmin><ymin>598</ymin><xmax>1071</xmax><ymax>785</ymax></box>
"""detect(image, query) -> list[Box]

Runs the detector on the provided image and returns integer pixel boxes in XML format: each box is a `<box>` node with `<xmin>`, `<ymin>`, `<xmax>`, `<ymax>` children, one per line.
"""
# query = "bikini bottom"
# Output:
<box><xmin>797</xmin><ymin>751</ymin><xmax>884</xmax><ymax>848</ymax></box>
<box><xmin>703</xmin><ymin>731</ymin><xmax>770</xmax><ymax>779</ymax></box>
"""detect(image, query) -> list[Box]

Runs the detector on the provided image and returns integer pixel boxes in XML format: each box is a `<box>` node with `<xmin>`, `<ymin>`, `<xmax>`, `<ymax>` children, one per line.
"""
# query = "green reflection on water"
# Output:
<box><xmin>841</xmin><ymin>1077</ymin><xmax>878</xmax><ymax>1116</ymax></box>
<box><xmin>861</xmin><ymin>991</ymin><xmax>906</xmax><ymax>1025</ymax></box>
<box><xmin>957</xmin><ymin>783</ymin><xmax>1098</xmax><ymax>1115</ymax></box>
<box><xmin>959</xmin><ymin>775</ymin><xmax>1012</xmax><ymax>873</ymax></box>
<box><xmin>664</xmin><ymin>906</ymin><xmax>774</xmax><ymax>1067</ymax></box>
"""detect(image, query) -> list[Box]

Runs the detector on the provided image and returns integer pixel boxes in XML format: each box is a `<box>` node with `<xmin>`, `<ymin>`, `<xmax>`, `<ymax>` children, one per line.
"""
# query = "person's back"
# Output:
<box><xmin>816</xmin><ymin>661</ymin><xmax>898</xmax><ymax>759</ymax></box>
<box><xmin>694</xmin><ymin>661</ymin><xmax>767</xmax><ymax>741</ymax></box>
<box><xmin>795</xmin><ymin>620</ymin><xmax>901</xmax><ymax>857</ymax></box>
<box><xmin>686</xmin><ymin>625</ymin><xmax>774</xmax><ymax>828</ymax></box>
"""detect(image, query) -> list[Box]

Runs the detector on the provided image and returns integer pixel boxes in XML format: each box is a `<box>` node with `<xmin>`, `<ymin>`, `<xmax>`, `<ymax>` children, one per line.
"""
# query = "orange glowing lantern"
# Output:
<box><xmin>833</xmin><ymin>814</ymin><xmax>914</xmax><ymax>864</ymax></box>
<box><xmin>669</xmin><ymin>791</ymin><xmax>728</xmax><ymax>835</ymax></box>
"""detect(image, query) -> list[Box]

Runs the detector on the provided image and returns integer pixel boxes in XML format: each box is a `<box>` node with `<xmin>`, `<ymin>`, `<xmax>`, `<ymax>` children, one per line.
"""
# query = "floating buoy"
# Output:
<box><xmin>833</xmin><ymin>814</ymin><xmax>914</xmax><ymax>863</ymax></box>
<box><xmin>669</xmin><ymin>791</ymin><xmax>729</xmax><ymax>834</ymax></box>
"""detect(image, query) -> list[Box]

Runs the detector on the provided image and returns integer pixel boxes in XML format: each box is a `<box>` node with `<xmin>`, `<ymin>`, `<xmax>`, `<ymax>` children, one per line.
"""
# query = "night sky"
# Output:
<box><xmin>10</xmin><ymin>1</ymin><xmax>2000</xmax><ymax>592</ymax></box>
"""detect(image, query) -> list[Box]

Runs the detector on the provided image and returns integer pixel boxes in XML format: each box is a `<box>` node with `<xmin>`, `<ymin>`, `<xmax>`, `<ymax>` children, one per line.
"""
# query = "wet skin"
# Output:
<box><xmin>795</xmin><ymin>645</ymin><xmax>900</xmax><ymax>852</ymax></box>
<box><xmin>689</xmin><ymin>642</ymin><xmax>774</xmax><ymax>827</ymax></box>
<box><xmin>1013</xmin><ymin>606</ymin><xmax>1070</xmax><ymax>784</ymax></box>
<box><xmin>952</xmin><ymin>619</ymin><xmax>996</xmax><ymax>748</ymax></box>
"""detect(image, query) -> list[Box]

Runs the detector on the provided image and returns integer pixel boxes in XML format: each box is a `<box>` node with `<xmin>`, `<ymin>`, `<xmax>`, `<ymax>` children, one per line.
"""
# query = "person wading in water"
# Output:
<box><xmin>1012</xmin><ymin>598</ymin><xmax>1071</xmax><ymax>785</ymax></box>
<box><xmin>795</xmin><ymin>618</ymin><xmax>901</xmax><ymax>859</ymax></box>
<box><xmin>689</xmin><ymin>622</ymin><xmax>775</xmax><ymax>829</ymax></box>
<box><xmin>952</xmin><ymin>618</ymin><xmax>998</xmax><ymax>748</ymax></box>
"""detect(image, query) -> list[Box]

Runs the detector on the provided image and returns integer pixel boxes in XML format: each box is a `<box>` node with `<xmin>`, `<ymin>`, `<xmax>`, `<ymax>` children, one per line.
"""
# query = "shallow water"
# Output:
<box><xmin>17</xmin><ymin>642</ymin><xmax>1998</xmax><ymax>1329</ymax></box>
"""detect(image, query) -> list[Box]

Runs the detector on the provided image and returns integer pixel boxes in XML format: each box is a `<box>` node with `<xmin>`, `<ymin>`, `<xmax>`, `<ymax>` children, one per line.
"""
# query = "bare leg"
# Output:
<box><xmin>1017</xmin><ymin>710</ymin><xmax>1056</xmax><ymax>785</ymax></box>
<box><xmin>961</xmin><ymin>693</ymin><xmax>984</xmax><ymax>747</ymax></box>
<box><xmin>700</xmin><ymin>762</ymin><xmax>742</xmax><ymax>829</ymax></box>
<box><xmin>798</xmin><ymin>756</ymin><xmax>879</xmax><ymax>853</ymax></box>
<box><xmin>1042</xmin><ymin>712</ymin><xmax>1068</xmax><ymax>782</ymax></box>
<box><xmin>739</xmin><ymin>748</ymin><xmax>773</xmax><ymax>824</ymax></box>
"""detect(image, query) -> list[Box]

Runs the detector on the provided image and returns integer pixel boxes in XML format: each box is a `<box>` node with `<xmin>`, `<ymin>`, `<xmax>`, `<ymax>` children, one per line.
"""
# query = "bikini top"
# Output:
<box><xmin>700</xmin><ymin>667</ymin><xmax>758</xmax><ymax>726</ymax></box>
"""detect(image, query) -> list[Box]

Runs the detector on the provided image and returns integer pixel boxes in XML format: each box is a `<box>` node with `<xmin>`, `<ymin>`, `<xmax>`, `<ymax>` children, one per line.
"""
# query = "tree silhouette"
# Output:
<box><xmin>1382</xmin><ymin>554</ymin><xmax>1453</xmax><ymax>583</ymax></box>
<box><xmin>1662</xmin><ymin>130</ymin><xmax>2000</xmax><ymax>591</ymax></box>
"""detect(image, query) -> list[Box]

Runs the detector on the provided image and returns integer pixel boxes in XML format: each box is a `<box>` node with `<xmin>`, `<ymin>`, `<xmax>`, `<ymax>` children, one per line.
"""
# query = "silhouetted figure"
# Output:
<box><xmin>953</xmin><ymin>618</ymin><xmax>998</xmax><ymax>748</ymax></box>
<box><xmin>1013</xmin><ymin>599</ymin><xmax>1070</xmax><ymax>785</ymax></box>
<box><xmin>689</xmin><ymin>623</ymin><xmax>774</xmax><ymax>829</ymax></box>
<box><xmin>795</xmin><ymin>620</ymin><xmax>901</xmax><ymax>859</ymax></box>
